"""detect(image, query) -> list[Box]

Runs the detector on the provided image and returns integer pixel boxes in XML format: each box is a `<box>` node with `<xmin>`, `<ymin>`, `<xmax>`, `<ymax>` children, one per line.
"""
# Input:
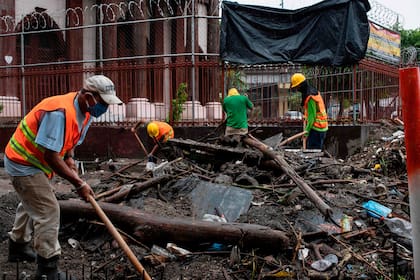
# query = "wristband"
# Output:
<box><xmin>76</xmin><ymin>181</ymin><xmax>88</xmax><ymax>191</ymax></box>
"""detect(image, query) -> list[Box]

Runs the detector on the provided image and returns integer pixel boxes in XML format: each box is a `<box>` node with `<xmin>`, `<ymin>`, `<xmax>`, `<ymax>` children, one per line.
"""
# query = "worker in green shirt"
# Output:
<box><xmin>290</xmin><ymin>73</ymin><xmax>328</xmax><ymax>150</ymax></box>
<box><xmin>222</xmin><ymin>88</ymin><xmax>253</xmax><ymax>141</ymax></box>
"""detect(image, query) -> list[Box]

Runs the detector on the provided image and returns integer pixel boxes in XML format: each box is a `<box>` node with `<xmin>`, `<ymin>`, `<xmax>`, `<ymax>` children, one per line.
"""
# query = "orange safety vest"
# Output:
<box><xmin>304</xmin><ymin>94</ymin><xmax>328</xmax><ymax>130</ymax></box>
<box><xmin>5</xmin><ymin>92</ymin><xmax>90</xmax><ymax>178</ymax></box>
<box><xmin>151</xmin><ymin>121</ymin><xmax>174</xmax><ymax>143</ymax></box>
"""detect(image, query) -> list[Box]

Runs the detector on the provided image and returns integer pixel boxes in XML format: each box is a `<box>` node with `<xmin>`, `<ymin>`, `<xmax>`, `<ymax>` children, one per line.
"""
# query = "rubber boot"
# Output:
<box><xmin>8</xmin><ymin>238</ymin><xmax>36</xmax><ymax>262</ymax></box>
<box><xmin>35</xmin><ymin>255</ymin><xmax>76</xmax><ymax>280</ymax></box>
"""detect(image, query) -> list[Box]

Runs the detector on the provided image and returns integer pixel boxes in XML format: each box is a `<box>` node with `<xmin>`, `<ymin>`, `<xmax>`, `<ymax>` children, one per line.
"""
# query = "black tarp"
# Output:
<box><xmin>220</xmin><ymin>0</ymin><xmax>371</xmax><ymax>66</ymax></box>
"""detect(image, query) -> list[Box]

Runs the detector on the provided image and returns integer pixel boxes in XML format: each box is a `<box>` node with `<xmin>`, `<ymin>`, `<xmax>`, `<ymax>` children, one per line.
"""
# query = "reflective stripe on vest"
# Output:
<box><xmin>9</xmin><ymin>122</ymin><xmax>53</xmax><ymax>176</ymax></box>
<box><xmin>5</xmin><ymin>92</ymin><xmax>86</xmax><ymax>178</ymax></box>
<box><xmin>304</xmin><ymin>94</ymin><xmax>328</xmax><ymax>129</ymax></box>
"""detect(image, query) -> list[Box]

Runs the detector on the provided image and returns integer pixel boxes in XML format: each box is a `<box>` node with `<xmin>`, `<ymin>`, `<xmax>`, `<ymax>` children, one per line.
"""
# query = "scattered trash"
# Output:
<box><xmin>229</xmin><ymin>245</ymin><xmax>241</xmax><ymax>267</ymax></box>
<box><xmin>341</xmin><ymin>214</ymin><xmax>353</xmax><ymax>233</ymax></box>
<box><xmin>266</xmin><ymin>270</ymin><xmax>295</xmax><ymax>278</ymax></box>
<box><xmin>150</xmin><ymin>244</ymin><xmax>176</xmax><ymax>262</ymax></box>
<box><xmin>202</xmin><ymin>213</ymin><xmax>227</xmax><ymax>223</ymax></box>
<box><xmin>146</xmin><ymin>161</ymin><xmax>156</xmax><ymax>171</ymax></box>
<box><xmin>68</xmin><ymin>238</ymin><xmax>80</xmax><ymax>249</ymax></box>
<box><xmin>298</xmin><ymin>248</ymin><xmax>309</xmax><ymax>260</ymax></box>
<box><xmin>324</xmin><ymin>254</ymin><xmax>338</xmax><ymax>264</ymax></box>
<box><xmin>311</xmin><ymin>259</ymin><xmax>333</xmax><ymax>272</ymax></box>
<box><xmin>0</xmin><ymin>122</ymin><xmax>414</xmax><ymax>279</ymax></box>
<box><xmin>166</xmin><ymin>243</ymin><xmax>192</xmax><ymax>258</ymax></box>
<box><xmin>381</xmin><ymin>130</ymin><xmax>404</xmax><ymax>142</ymax></box>
<box><xmin>208</xmin><ymin>243</ymin><xmax>226</xmax><ymax>251</ymax></box>
<box><xmin>251</xmin><ymin>201</ymin><xmax>264</xmax><ymax>206</ymax></box>
<box><xmin>384</xmin><ymin>217</ymin><xmax>412</xmax><ymax>240</ymax></box>
<box><xmin>362</xmin><ymin>200</ymin><xmax>392</xmax><ymax>219</ymax></box>
<box><xmin>190</xmin><ymin>178</ymin><xmax>253</xmax><ymax>222</ymax></box>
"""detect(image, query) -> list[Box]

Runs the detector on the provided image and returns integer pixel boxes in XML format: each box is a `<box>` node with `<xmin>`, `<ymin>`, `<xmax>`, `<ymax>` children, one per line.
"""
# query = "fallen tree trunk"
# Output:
<box><xmin>59</xmin><ymin>199</ymin><xmax>289</xmax><ymax>250</ymax></box>
<box><xmin>243</xmin><ymin>136</ymin><xmax>333</xmax><ymax>218</ymax></box>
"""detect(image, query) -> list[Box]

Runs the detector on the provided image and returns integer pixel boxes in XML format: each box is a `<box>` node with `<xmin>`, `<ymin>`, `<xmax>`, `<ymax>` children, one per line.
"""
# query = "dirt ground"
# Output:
<box><xmin>0</xmin><ymin>122</ymin><xmax>414</xmax><ymax>279</ymax></box>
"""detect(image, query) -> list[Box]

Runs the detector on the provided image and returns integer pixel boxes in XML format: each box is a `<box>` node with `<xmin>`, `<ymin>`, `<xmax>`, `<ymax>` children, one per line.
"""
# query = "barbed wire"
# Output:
<box><xmin>0</xmin><ymin>0</ymin><xmax>197</xmax><ymax>33</ymax></box>
<box><xmin>401</xmin><ymin>47</ymin><xmax>418</xmax><ymax>66</ymax></box>
<box><xmin>0</xmin><ymin>0</ymin><xmax>402</xmax><ymax>33</ymax></box>
<box><xmin>367</xmin><ymin>0</ymin><xmax>403</xmax><ymax>30</ymax></box>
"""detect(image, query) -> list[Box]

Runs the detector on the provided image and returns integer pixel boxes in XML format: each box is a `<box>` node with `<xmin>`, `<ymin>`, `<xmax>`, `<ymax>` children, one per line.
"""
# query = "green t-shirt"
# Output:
<box><xmin>305</xmin><ymin>98</ymin><xmax>328</xmax><ymax>134</ymax></box>
<box><xmin>223</xmin><ymin>95</ymin><xmax>253</xmax><ymax>129</ymax></box>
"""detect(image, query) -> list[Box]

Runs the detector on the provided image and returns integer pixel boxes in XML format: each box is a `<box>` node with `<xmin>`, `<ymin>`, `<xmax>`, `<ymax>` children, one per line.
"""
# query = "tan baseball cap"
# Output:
<box><xmin>84</xmin><ymin>75</ymin><xmax>123</xmax><ymax>105</ymax></box>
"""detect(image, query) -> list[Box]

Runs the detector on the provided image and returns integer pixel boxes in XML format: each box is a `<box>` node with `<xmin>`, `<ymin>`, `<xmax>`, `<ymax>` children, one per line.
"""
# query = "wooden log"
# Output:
<box><xmin>243</xmin><ymin>136</ymin><xmax>333</xmax><ymax>218</ymax></box>
<box><xmin>102</xmin><ymin>174</ymin><xmax>173</xmax><ymax>203</ymax></box>
<box><xmin>167</xmin><ymin>138</ymin><xmax>261</xmax><ymax>159</ymax></box>
<box><xmin>59</xmin><ymin>199</ymin><xmax>289</xmax><ymax>250</ymax></box>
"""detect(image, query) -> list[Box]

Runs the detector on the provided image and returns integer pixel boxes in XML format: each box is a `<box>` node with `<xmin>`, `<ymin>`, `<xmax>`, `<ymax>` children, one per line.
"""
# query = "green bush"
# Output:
<box><xmin>170</xmin><ymin>82</ymin><xmax>188</xmax><ymax>122</ymax></box>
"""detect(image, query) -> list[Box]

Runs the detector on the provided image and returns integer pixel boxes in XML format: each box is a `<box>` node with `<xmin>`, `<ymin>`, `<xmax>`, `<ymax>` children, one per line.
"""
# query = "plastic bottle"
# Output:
<box><xmin>362</xmin><ymin>200</ymin><xmax>392</xmax><ymax>219</ymax></box>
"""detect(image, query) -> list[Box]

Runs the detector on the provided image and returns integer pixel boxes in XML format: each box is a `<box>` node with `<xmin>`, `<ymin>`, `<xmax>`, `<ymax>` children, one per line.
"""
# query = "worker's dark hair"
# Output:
<box><xmin>299</xmin><ymin>80</ymin><xmax>319</xmax><ymax>106</ymax></box>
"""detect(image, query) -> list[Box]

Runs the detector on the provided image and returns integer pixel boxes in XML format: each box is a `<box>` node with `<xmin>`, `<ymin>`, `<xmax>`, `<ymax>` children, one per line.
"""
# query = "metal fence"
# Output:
<box><xmin>0</xmin><ymin>1</ymin><xmax>401</xmax><ymax>128</ymax></box>
<box><xmin>234</xmin><ymin>60</ymin><xmax>400</xmax><ymax>125</ymax></box>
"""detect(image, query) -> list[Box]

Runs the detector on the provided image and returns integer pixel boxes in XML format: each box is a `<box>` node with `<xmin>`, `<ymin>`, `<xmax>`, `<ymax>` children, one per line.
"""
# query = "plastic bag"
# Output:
<box><xmin>384</xmin><ymin>217</ymin><xmax>412</xmax><ymax>240</ymax></box>
<box><xmin>146</xmin><ymin>161</ymin><xmax>156</xmax><ymax>171</ymax></box>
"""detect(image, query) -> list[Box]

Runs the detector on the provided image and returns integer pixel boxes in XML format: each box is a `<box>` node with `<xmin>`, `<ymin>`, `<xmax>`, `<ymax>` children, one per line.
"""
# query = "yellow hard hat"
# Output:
<box><xmin>228</xmin><ymin>88</ymin><xmax>240</xmax><ymax>96</ymax></box>
<box><xmin>290</xmin><ymin>73</ymin><xmax>306</xmax><ymax>89</ymax></box>
<box><xmin>147</xmin><ymin>122</ymin><xmax>159</xmax><ymax>138</ymax></box>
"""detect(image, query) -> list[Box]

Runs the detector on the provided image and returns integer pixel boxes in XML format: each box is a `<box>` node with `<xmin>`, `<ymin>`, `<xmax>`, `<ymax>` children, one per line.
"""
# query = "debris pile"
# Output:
<box><xmin>0</xmin><ymin>121</ymin><xmax>413</xmax><ymax>279</ymax></box>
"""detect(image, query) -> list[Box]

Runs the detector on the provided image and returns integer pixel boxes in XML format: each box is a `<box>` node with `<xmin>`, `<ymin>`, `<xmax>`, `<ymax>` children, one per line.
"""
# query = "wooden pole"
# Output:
<box><xmin>87</xmin><ymin>195</ymin><xmax>152</xmax><ymax>280</ymax></box>
<box><xmin>243</xmin><ymin>136</ymin><xmax>332</xmax><ymax>218</ymax></box>
<box><xmin>277</xmin><ymin>131</ymin><xmax>306</xmax><ymax>147</ymax></box>
<box><xmin>131</xmin><ymin>127</ymin><xmax>149</xmax><ymax>156</ymax></box>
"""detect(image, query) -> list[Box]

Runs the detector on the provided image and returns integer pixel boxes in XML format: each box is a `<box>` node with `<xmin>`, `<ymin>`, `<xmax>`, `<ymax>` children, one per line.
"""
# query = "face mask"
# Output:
<box><xmin>85</xmin><ymin>93</ymin><xmax>108</xmax><ymax>117</ymax></box>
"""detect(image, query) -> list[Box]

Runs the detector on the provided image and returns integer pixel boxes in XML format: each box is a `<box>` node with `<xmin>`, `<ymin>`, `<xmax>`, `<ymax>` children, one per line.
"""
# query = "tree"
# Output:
<box><xmin>400</xmin><ymin>28</ymin><xmax>420</xmax><ymax>49</ymax></box>
<box><xmin>169</xmin><ymin>82</ymin><xmax>188</xmax><ymax>122</ymax></box>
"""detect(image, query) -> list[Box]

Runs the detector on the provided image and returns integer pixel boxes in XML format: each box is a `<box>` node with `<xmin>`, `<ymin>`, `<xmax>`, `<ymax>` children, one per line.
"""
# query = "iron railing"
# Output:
<box><xmin>0</xmin><ymin>0</ymin><xmax>404</xmax><ymax>127</ymax></box>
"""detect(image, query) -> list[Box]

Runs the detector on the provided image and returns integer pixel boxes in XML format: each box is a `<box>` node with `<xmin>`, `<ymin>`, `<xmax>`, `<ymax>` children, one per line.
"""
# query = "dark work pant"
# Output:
<box><xmin>307</xmin><ymin>130</ymin><xmax>327</xmax><ymax>150</ymax></box>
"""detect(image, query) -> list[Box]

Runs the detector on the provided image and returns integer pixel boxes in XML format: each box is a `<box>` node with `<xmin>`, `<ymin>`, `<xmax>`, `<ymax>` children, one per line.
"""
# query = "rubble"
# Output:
<box><xmin>0</xmin><ymin>122</ymin><xmax>413</xmax><ymax>279</ymax></box>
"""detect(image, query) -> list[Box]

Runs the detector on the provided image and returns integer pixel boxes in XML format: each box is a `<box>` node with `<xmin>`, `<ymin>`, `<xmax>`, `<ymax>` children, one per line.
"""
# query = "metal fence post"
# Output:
<box><xmin>20</xmin><ymin>27</ymin><xmax>26</xmax><ymax>116</ymax></box>
<box><xmin>191</xmin><ymin>0</ymin><xmax>196</xmax><ymax>123</ymax></box>
<box><xmin>352</xmin><ymin>64</ymin><xmax>356</xmax><ymax>125</ymax></box>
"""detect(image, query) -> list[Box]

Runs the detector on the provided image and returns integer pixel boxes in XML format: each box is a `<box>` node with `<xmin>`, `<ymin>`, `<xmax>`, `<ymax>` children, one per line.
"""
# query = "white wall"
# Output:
<box><xmin>197</xmin><ymin>3</ymin><xmax>208</xmax><ymax>53</ymax></box>
<box><xmin>15</xmin><ymin>0</ymin><xmax>66</xmax><ymax>29</ymax></box>
<box><xmin>83</xmin><ymin>0</ymin><xmax>96</xmax><ymax>66</ymax></box>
